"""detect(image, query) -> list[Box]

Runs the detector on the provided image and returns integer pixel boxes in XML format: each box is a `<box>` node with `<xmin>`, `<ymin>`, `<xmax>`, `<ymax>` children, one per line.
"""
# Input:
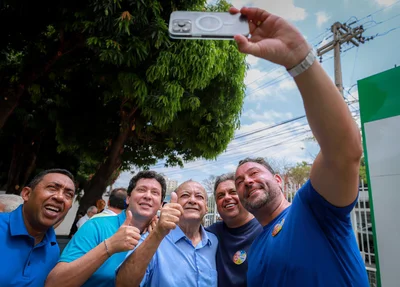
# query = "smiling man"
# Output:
<box><xmin>116</xmin><ymin>180</ymin><xmax>218</xmax><ymax>287</ymax></box>
<box><xmin>0</xmin><ymin>169</ymin><xmax>76</xmax><ymax>286</ymax></box>
<box><xmin>231</xmin><ymin>5</ymin><xmax>368</xmax><ymax>286</ymax></box>
<box><xmin>206</xmin><ymin>173</ymin><xmax>262</xmax><ymax>287</ymax></box>
<box><xmin>46</xmin><ymin>170</ymin><xmax>166</xmax><ymax>287</ymax></box>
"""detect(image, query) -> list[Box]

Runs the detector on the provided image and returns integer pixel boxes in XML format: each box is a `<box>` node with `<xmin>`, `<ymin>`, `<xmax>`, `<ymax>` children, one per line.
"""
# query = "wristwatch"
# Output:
<box><xmin>287</xmin><ymin>50</ymin><xmax>316</xmax><ymax>78</ymax></box>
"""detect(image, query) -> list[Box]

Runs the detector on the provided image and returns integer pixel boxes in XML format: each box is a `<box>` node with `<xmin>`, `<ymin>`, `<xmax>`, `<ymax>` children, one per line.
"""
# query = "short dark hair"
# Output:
<box><xmin>214</xmin><ymin>172</ymin><xmax>235</xmax><ymax>197</ymax></box>
<box><xmin>27</xmin><ymin>169</ymin><xmax>76</xmax><ymax>191</ymax></box>
<box><xmin>238</xmin><ymin>157</ymin><xmax>275</xmax><ymax>175</ymax></box>
<box><xmin>109</xmin><ymin>188</ymin><xmax>127</xmax><ymax>209</ymax></box>
<box><xmin>127</xmin><ymin>171</ymin><xmax>166</xmax><ymax>202</ymax></box>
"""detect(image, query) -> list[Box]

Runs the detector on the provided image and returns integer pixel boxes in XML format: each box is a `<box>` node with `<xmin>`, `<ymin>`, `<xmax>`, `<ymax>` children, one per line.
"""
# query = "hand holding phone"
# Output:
<box><xmin>168</xmin><ymin>11</ymin><xmax>249</xmax><ymax>40</ymax></box>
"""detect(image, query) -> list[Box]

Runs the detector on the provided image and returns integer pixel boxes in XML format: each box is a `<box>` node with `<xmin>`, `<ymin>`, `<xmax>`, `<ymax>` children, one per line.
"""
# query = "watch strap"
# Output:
<box><xmin>287</xmin><ymin>50</ymin><xmax>316</xmax><ymax>78</ymax></box>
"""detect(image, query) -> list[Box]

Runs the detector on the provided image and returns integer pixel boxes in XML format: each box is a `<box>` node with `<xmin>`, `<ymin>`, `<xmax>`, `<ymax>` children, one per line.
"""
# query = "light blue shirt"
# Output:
<box><xmin>60</xmin><ymin>210</ymin><xmax>147</xmax><ymax>287</ymax></box>
<box><xmin>124</xmin><ymin>225</ymin><xmax>218</xmax><ymax>287</ymax></box>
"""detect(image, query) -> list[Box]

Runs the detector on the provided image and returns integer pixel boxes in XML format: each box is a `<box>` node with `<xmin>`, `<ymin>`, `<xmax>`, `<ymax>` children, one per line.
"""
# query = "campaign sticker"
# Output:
<box><xmin>233</xmin><ymin>250</ymin><xmax>247</xmax><ymax>265</ymax></box>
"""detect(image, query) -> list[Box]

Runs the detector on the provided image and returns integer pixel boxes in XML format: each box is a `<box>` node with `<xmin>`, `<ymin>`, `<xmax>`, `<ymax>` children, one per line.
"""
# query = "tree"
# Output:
<box><xmin>285</xmin><ymin>161</ymin><xmax>311</xmax><ymax>186</ymax></box>
<box><xmin>263</xmin><ymin>157</ymin><xmax>292</xmax><ymax>176</ymax></box>
<box><xmin>202</xmin><ymin>175</ymin><xmax>217</xmax><ymax>195</ymax></box>
<box><xmin>0</xmin><ymin>0</ymin><xmax>248</xmax><ymax>219</ymax></box>
<box><xmin>65</xmin><ymin>0</ymin><xmax>247</xmax><ymax>215</ymax></box>
<box><xmin>359</xmin><ymin>157</ymin><xmax>368</xmax><ymax>185</ymax></box>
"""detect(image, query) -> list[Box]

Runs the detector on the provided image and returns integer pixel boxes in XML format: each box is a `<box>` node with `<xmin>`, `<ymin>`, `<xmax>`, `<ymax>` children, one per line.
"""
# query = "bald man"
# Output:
<box><xmin>117</xmin><ymin>180</ymin><xmax>218</xmax><ymax>287</ymax></box>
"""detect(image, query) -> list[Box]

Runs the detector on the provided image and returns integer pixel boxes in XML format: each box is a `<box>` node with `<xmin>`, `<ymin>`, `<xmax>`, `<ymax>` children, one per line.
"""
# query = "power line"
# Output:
<box><xmin>158</xmin><ymin>129</ymin><xmax>312</xmax><ymax>176</ymax></box>
<box><xmin>354</xmin><ymin>0</ymin><xmax>400</xmax><ymax>24</ymax></box>
<box><xmin>154</xmin><ymin>5</ymin><xmax>398</xmax><ymax>178</ymax></box>
<box><xmin>233</xmin><ymin>115</ymin><xmax>306</xmax><ymax>140</ymax></box>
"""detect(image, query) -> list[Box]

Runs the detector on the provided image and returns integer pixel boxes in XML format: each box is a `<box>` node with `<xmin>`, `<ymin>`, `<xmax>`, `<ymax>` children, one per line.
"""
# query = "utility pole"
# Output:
<box><xmin>317</xmin><ymin>21</ymin><xmax>366</xmax><ymax>96</ymax></box>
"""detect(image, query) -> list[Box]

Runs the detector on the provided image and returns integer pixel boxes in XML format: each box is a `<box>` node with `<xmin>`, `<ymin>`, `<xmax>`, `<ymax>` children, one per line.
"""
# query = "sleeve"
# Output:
<box><xmin>138</xmin><ymin>256</ymin><xmax>155</xmax><ymax>287</ymax></box>
<box><xmin>59</xmin><ymin>220</ymin><xmax>100</xmax><ymax>263</ymax></box>
<box><xmin>297</xmin><ymin>180</ymin><xmax>357</xmax><ymax>238</ymax></box>
<box><xmin>114</xmin><ymin>233</ymin><xmax>155</xmax><ymax>287</ymax></box>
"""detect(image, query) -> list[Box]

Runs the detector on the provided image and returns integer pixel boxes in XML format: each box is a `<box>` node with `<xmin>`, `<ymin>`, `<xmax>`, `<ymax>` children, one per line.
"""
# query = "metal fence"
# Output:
<box><xmin>204</xmin><ymin>181</ymin><xmax>377</xmax><ymax>287</ymax></box>
<box><xmin>352</xmin><ymin>182</ymin><xmax>377</xmax><ymax>287</ymax></box>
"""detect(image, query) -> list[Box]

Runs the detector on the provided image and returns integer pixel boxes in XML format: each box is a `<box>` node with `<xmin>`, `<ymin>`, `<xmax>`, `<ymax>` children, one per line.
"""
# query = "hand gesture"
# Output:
<box><xmin>143</xmin><ymin>215</ymin><xmax>159</xmax><ymax>234</ymax></box>
<box><xmin>107</xmin><ymin>210</ymin><xmax>141</xmax><ymax>254</ymax></box>
<box><xmin>154</xmin><ymin>192</ymin><xmax>184</xmax><ymax>238</ymax></box>
<box><xmin>230</xmin><ymin>7</ymin><xmax>310</xmax><ymax>69</ymax></box>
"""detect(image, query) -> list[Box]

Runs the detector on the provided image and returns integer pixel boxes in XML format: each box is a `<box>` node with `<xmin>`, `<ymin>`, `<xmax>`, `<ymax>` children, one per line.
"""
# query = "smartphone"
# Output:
<box><xmin>168</xmin><ymin>11</ymin><xmax>249</xmax><ymax>40</ymax></box>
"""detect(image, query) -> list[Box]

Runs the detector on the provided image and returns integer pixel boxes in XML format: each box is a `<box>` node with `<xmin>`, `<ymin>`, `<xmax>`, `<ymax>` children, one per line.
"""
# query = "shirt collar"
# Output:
<box><xmin>9</xmin><ymin>204</ymin><xmax>29</xmax><ymax>236</ymax></box>
<box><xmin>170</xmin><ymin>225</ymin><xmax>213</xmax><ymax>247</ymax></box>
<box><xmin>9</xmin><ymin>204</ymin><xmax>57</xmax><ymax>246</ymax></box>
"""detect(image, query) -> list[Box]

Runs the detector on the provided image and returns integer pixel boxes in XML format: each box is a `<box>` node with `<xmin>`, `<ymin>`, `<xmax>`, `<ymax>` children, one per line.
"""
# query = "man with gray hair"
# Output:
<box><xmin>207</xmin><ymin>172</ymin><xmax>262</xmax><ymax>287</ymax></box>
<box><xmin>0</xmin><ymin>194</ymin><xmax>24</xmax><ymax>212</ymax></box>
<box><xmin>76</xmin><ymin>205</ymin><xmax>98</xmax><ymax>229</ymax></box>
<box><xmin>116</xmin><ymin>180</ymin><xmax>218</xmax><ymax>287</ymax></box>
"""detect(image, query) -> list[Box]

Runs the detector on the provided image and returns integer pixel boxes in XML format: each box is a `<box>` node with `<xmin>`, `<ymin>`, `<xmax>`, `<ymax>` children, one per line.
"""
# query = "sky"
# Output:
<box><xmin>114</xmin><ymin>0</ymin><xmax>400</xmax><ymax>188</ymax></box>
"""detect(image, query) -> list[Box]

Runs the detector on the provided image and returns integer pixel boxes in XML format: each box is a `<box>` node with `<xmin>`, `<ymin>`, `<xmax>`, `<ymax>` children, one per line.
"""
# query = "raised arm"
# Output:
<box><xmin>231</xmin><ymin>6</ymin><xmax>362</xmax><ymax>207</ymax></box>
<box><xmin>45</xmin><ymin>211</ymin><xmax>141</xmax><ymax>287</ymax></box>
<box><xmin>116</xmin><ymin>193</ymin><xmax>183</xmax><ymax>287</ymax></box>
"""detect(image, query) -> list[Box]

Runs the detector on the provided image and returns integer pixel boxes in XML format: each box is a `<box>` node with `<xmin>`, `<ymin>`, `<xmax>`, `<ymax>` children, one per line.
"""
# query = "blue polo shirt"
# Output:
<box><xmin>247</xmin><ymin>180</ymin><xmax>369</xmax><ymax>287</ymax></box>
<box><xmin>0</xmin><ymin>205</ymin><xmax>60</xmax><ymax>287</ymax></box>
<box><xmin>59</xmin><ymin>210</ymin><xmax>146</xmax><ymax>287</ymax></box>
<box><xmin>123</xmin><ymin>225</ymin><xmax>218</xmax><ymax>287</ymax></box>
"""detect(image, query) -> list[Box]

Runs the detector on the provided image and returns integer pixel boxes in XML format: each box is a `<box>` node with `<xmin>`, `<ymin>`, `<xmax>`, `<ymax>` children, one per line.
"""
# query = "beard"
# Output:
<box><xmin>242</xmin><ymin>182</ymin><xmax>281</xmax><ymax>213</ymax></box>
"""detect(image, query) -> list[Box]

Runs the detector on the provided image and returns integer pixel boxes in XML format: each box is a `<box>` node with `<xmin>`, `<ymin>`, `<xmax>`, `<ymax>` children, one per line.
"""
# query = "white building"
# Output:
<box><xmin>163</xmin><ymin>177</ymin><xmax>178</xmax><ymax>202</ymax></box>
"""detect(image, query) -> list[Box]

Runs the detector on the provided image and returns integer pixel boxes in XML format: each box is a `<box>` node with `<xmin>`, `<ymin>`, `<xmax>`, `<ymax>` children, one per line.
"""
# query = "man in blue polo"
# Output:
<box><xmin>45</xmin><ymin>170</ymin><xmax>166</xmax><ymax>287</ymax></box>
<box><xmin>0</xmin><ymin>169</ymin><xmax>76</xmax><ymax>286</ymax></box>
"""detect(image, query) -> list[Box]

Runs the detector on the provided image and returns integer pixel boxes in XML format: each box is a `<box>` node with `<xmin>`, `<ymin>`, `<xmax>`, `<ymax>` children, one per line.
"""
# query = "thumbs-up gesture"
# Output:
<box><xmin>106</xmin><ymin>210</ymin><xmax>141</xmax><ymax>255</ymax></box>
<box><xmin>155</xmin><ymin>192</ymin><xmax>184</xmax><ymax>238</ymax></box>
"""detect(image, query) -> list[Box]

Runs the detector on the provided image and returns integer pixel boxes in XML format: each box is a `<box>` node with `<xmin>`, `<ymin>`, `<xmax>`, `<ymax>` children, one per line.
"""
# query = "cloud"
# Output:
<box><xmin>230</xmin><ymin>0</ymin><xmax>307</xmax><ymax>21</ymax></box>
<box><xmin>374</xmin><ymin>0</ymin><xmax>397</xmax><ymax>7</ymax></box>
<box><xmin>315</xmin><ymin>11</ymin><xmax>330</xmax><ymax>28</ymax></box>
<box><xmin>223</xmin><ymin>164</ymin><xmax>237</xmax><ymax>172</ymax></box>
<box><xmin>246</xmin><ymin>55</ymin><xmax>260</xmax><ymax>67</ymax></box>
<box><xmin>144</xmin><ymin>119</ymin><xmax>315</xmax><ymax>184</ymax></box>
<box><xmin>113</xmin><ymin>171</ymin><xmax>135</xmax><ymax>188</ymax></box>
<box><xmin>242</xmin><ymin>109</ymin><xmax>293</xmax><ymax>122</ymax></box>
<box><xmin>345</xmin><ymin>86</ymin><xmax>360</xmax><ymax>118</ymax></box>
<box><xmin>246</xmin><ymin>73</ymin><xmax>297</xmax><ymax>103</ymax></box>
<box><xmin>245</xmin><ymin>66</ymin><xmax>285</xmax><ymax>85</ymax></box>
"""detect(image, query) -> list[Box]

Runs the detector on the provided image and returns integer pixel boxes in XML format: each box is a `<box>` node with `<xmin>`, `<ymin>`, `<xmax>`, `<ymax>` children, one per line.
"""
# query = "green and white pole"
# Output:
<box><xmin>359</xmin><ymin>66</ymin><xmax>400</xmax><ymax>287</ymax></box>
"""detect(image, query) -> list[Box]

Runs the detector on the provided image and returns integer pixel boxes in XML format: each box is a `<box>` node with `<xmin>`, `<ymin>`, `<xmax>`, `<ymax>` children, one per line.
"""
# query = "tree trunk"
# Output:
<box><xmin>0</xmin><ymin>86</ymin><xmax>25</xmax><ymax>130</ymax></box>
<box><xmin>76</xmin><ymin>109</ymin><xmax>136</xmax><ymax>217</ymax></box>
<box><xmin>6</xmin><ymin>129</ymin><xmax>43</xmax><ymax>194</ymax></box>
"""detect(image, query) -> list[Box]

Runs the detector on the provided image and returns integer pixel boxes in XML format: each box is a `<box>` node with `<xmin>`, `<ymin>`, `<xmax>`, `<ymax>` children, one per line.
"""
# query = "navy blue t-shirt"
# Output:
<box><xmin>247</xmin><ymin>180</ymin><xmax>369</xmax><ymax>287</ymax></box>
<box><xmin>207</xmin><ymin>218</ymin><xmax>263</xmax><ymax>287</ymax></box>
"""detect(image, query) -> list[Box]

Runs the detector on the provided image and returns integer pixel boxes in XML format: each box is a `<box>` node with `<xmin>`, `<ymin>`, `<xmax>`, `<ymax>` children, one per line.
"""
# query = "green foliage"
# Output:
<box><xmin>286</xmin><ymin>161</ymin><xmax>312</xmax><ymax>185</ymax></box>
<box><xmin>359</xmin><ymin>157</ymin><xmax>368</xmax><ymax>185</ymax></box>
<box><xmin>0</xmin><ymin>0</ymin><xmax>247</xmax><ymax>197</ymax></box>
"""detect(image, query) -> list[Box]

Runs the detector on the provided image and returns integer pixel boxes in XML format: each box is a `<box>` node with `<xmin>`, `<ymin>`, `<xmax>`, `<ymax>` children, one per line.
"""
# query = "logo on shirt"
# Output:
<box><xmin>272</xmin><ymin>218</ymin><xmax>285</xmax><ymax>237</ymax></box>
<box><xmin>233</xmin><ymin>250</ymin><xmax>247</xmax><ymax>265</ymax></box>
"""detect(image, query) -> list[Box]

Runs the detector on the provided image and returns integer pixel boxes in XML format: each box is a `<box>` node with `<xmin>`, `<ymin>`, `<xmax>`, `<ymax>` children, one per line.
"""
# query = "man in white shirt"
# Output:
<box><xmin>76</xmin><ymin>205</ymin><xmax>97</xmax><ymax>229</ymax></box>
